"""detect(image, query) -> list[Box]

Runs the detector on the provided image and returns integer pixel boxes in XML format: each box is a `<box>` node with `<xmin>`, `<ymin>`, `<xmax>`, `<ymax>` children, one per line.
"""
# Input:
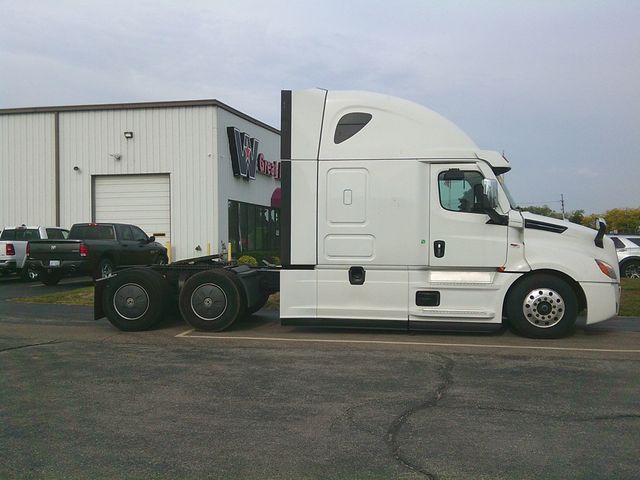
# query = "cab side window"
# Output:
<box><xmin>130</xmin><ymin>226</ymin><xmax>148</xmax><ymax>242</ymax></box>
<box><xmin>119</xmin><ymin>226</ymin><xmax>133</xmax><ymax>241</ymax></box>
<box><xmin>438</xmin><ymin>171</ymin><xmax>485</xmax><ymax>213</ymax></box>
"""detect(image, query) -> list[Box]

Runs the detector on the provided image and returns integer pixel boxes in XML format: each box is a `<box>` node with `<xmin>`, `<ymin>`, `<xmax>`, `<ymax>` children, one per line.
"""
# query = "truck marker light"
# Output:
<box><xmin>497</xmin><ymin>266</ymin><xmax>506</xmax><ymax>272</ymax></box>
<box><xmin>595</xmin><ymin>259</ymin><xmax>617</xmax><ymax>280</ymax></box>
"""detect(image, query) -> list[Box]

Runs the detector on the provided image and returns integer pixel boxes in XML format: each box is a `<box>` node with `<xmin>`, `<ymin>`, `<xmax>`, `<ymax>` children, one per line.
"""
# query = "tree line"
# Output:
<box><xmin>520</xmin><ymin>206</ymin><xmax>640</xmax><ymax>234</ymax></box>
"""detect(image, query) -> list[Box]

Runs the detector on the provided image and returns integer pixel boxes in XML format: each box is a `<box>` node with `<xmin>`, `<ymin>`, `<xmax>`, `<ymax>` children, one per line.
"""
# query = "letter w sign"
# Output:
<box><xmin>227</xmin><ymin>127</ymin><xmax>258</xmax><ymax>180</ymax></box>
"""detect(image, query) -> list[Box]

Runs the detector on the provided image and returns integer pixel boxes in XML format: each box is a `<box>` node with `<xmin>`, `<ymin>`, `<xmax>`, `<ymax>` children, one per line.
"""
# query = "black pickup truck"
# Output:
<box><xmin>27</xmin><ymin>223</ymin><xmax>168</xmax><ymax>285</ymax></box>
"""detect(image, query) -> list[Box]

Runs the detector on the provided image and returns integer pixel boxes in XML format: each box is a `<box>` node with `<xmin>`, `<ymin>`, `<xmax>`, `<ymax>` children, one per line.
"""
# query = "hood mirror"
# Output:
<box><xmin>482</xmin><ymin>178</ymin><xmax>499</xmax><ymax>209</ymax></box>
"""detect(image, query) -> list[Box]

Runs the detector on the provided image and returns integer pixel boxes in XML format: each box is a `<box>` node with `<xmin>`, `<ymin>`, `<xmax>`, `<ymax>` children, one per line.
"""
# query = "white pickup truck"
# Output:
<box><xmin>0</xmin><ymin>225</ymin><xmax>69</xmax><ymax>280</ymax></box>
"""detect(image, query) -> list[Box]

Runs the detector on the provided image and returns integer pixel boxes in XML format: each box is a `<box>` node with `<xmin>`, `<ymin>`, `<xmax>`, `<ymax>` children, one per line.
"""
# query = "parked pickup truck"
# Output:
<box><xmin>27</xmin><ymin>223</ymin><xmax>168</xmax><ymax>285</ymax></box>
<box><xmin>0</xmin><ymin>225</ymin><xmax>69</xmax><ymax>280</ymax></box>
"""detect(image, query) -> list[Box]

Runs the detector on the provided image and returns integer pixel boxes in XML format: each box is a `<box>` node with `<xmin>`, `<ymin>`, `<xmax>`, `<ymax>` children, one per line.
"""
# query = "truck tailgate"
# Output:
<box><xmin>28</xmin><ymin>239</ymin><xmax>83</xmax><ymax>264</ymax></box>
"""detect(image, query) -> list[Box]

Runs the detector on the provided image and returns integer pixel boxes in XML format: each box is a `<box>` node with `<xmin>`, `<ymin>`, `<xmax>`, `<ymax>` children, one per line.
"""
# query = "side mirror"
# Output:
<box><xmin>148</xmin><ymin>235</ymin><xmax>155</xmax><ymax>243</ymax></box>
<box><xmin>482</xmin><ymin>179</ymin><xmax>499</xmax><ymax>210</ymax></box>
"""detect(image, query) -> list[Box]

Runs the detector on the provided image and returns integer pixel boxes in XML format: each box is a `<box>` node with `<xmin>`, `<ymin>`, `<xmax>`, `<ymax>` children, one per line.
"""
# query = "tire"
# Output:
<box><xmin>20</xmin><ymin>267</ymin><xmax>39</xmax><ymax>282</ymax></box>
<box><xmin>97</xmin><ymin>258</ymin><xmax>115</xmax><ymax>279</ymax></box>
<box><xmin>179</xmin><ymin>269</ymin><xmax>246</xmax><ymax>331</ymax></box>
<box><xmin>40</xmin><ymin>272</ymin><xmax>62</xmax><ymax>286</ymax></box>
<box><xmin>505</xmin><ymin>274</ymin><xmax>578</xmax><ymax>339</ymax></box>
<box><xmin>620</xmin><ymin>259</ymin><xmax>640</xmax><ymax>279</ymax></box>
<box><xmin>102</xmin><ymin>269</ymin><xmax>167</xmax><ymax>331</ymax></box>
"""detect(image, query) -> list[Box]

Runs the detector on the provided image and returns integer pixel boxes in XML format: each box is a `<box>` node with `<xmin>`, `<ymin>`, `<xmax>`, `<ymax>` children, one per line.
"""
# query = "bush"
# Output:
<box><xmin>237</xmin><ymin>255</ymin><xmax>258</xmax><ymax>267</ymax></box>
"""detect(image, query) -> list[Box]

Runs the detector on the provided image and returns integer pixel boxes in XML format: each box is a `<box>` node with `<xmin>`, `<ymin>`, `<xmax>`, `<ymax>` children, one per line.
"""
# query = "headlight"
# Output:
<box><xmin>595</xmin><ymin>259</ymin><xmax>617</xmax><ymax>280</ymax></box>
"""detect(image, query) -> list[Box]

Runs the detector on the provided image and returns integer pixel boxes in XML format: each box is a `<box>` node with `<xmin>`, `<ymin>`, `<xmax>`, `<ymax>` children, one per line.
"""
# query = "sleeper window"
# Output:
<box><xmin>334</xmin><ymin>113</ymin><xmax>372</xmax><ymax>144</ymax></box>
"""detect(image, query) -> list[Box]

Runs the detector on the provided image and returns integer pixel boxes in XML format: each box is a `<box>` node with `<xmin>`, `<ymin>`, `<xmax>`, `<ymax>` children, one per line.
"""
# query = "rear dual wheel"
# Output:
<box><xmin>179</xmin><ymin>270</ymin><xmax>246</xmax><ymax>331</ymax></box>
<box><xmin>506</xmin><ymin>274</ymin><xmax>578</xmax><ymax>339</ymax></box>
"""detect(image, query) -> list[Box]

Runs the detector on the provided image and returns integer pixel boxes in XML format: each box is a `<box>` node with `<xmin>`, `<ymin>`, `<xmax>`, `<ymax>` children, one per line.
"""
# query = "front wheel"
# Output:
<box><xmin>179</xmin><ymin>269</ymin><xmax>246</xmax><ymax>331</ymax></box>
<box><xmin>102</xmin><ymin>269</ymin><xmax>167</xmax><ymax>331</ymax></box>
<box><xmin>505</xmin><ymin>274</ymin><xmax>578</xmax><ymax>339</ymax></box>
<box><xmin>621</xmin><ymin>260</ymin><xmax>640</xmax><ymax>279</ymax></box>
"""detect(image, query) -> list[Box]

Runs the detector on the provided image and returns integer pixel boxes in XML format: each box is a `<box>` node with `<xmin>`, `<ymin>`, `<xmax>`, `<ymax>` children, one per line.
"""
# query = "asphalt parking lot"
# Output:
<box><xmin>1</xmin><ymin>276</ymin><xmax>639</xmax><ymax>479</ymax></box>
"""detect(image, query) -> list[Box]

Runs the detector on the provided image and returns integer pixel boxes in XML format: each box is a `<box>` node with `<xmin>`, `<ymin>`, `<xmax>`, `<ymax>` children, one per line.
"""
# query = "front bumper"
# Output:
<box><xmin>580</xmin><ymin>281</ymin><xmax>621</xmax><ymax>325</ymax></box>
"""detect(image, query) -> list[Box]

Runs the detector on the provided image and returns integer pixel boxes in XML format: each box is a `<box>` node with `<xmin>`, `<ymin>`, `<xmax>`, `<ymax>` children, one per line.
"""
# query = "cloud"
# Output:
<box><xmin>0</xmin><ymin>0</ymin><xmax>638</xmax><ymax>213</ymax></box>
<box><xmin>576</xmin><ymin>167</ymin><xmax>599</xmax><ymax>179</ymax></box>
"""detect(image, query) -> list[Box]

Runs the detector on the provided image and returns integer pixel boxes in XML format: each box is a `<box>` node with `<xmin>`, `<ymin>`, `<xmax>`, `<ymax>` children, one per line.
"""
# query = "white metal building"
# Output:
<box><xmin>0</xmin><ymin>100</ymin><xmax>281</xmax><ymax>261</ymax></box>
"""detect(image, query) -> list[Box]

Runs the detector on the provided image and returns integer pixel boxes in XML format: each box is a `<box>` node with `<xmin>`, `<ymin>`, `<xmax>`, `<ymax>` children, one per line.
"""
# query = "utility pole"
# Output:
<box><xmin>560</xmin><ymin>194</ymin><xmax>565</xmax><ymax>220</ymax></box>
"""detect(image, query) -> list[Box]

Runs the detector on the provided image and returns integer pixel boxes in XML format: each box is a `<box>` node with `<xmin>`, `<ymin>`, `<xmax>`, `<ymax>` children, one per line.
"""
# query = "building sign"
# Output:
<box><xmin>227</xmin><ymin>127</ymin><xmax>280</xmax><ymax>181</ymax></box>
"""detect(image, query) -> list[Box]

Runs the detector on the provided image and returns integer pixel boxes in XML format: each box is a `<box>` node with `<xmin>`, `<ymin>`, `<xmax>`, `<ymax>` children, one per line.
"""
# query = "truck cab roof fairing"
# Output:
<box><xmin>317</xmin><ymin>90</ymin><xmax>478</xmax><ymax>160</ymax></box>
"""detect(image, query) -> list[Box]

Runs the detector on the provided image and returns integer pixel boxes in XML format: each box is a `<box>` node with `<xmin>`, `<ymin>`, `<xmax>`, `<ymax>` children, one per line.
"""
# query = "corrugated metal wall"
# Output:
<box><xmin>1</xmin><ymin>103</ymin><xmax>280</xmax><ymax>261</ymax></box>
<box><xmin>0</xmin><ymin>113</ymin><xmax>56</xmax><ymax>227</ymax></box>
<box><xmin>59</xmin><ymin>106</ymin><xmax>218</xmax><ymax>261</ymax></box>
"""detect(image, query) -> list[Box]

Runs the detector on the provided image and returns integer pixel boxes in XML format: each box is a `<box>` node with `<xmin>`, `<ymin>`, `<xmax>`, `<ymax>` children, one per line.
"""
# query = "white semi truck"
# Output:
<box><xmin>95</xmin><ymin>89</ymin><xmax>620</xmax><ymax>339</ymax></box>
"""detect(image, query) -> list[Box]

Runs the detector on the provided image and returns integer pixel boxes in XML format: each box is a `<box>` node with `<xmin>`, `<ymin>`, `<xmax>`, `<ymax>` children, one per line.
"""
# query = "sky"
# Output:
<box><xmin>1</xmin><ymin>0</ymin><xmax>638</xmax><ymax>214</ymax></box>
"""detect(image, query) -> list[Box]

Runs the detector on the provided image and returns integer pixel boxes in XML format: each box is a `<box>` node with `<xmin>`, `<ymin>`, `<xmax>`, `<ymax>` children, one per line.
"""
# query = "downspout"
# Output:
<box><xmin>54</xmin><ymin>111</ymin><xmax>60</xmax><ymax>227</ymax></box>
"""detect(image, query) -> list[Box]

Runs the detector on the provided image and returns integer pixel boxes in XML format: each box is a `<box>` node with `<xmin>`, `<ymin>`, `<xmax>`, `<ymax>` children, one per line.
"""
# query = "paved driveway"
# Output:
<box><xmin>1</xmin><ymin>277</ymin><xmax>639</xmax><ymax>479</ymax></box>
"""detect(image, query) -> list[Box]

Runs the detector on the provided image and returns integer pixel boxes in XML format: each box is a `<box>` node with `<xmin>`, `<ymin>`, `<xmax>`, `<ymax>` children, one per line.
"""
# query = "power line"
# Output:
<box><xmin>517</xmin><ymin>200</ymin><xmax>563</xmax><ymax>205</ymax></box>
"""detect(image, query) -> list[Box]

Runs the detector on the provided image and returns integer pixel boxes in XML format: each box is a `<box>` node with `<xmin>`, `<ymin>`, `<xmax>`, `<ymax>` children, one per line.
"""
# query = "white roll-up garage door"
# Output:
<box><xmin>93</xmin><ymin>174</ymin><xmax>171</xmax><ymax>248</ymax></box>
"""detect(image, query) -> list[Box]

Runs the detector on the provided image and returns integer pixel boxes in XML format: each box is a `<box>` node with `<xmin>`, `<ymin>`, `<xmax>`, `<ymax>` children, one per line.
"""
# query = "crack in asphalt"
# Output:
<box><xmin>0</xmin><ymin>340</ymin><xmax>63</xmax><ymax>353</ymax></box>
<box><xmin>385</xmin><ymin>353</ymin><xmax>455</xmax><ymax>480</ymax></box>
<box><xmin>440</xmin><ymin>404</ymin><xmax>640</xmax><ymax>422</ymax></box>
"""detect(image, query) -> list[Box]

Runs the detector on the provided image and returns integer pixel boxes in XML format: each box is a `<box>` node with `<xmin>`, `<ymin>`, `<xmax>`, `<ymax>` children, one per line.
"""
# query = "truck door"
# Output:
<box><xmin>116</xmin><ymin>225</ymin><xmax>138</xmax><ymax>265</ymax></box>
<box><xmin>429</xmin><ymin>164</ymin><xmax>508</xmax><ymax>267</ymax></box>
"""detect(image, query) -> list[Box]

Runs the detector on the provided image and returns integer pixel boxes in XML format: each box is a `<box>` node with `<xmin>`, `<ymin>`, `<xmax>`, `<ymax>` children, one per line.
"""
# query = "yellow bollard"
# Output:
<box><xmin>166</xmin><ymin>241</ymin><xmax>172</xmax><ymax>263</ymax></box>
<box><xmin>227</xmin><ymin>242</ymin><xmax>232</xmax><ymax>263</ymax></box>
<box><xmin>207</xmin><ymin>242</ymin><xmax>211</xmax><ymax>255</ymax></box>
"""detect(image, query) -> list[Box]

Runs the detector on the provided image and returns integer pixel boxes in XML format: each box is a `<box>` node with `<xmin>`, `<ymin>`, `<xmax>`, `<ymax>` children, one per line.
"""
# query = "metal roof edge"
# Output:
<box><xmin>0</xmin><ymin>99</ymin><xmax>280</xmax><ymax>135</ymax></box>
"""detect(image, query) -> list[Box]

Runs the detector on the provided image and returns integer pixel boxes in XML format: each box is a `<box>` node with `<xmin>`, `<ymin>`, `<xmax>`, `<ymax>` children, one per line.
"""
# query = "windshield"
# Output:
<box><xmin>496</xmin><ymin>174</ymin><xmax>517</xmax><ymax>209</ymax></box>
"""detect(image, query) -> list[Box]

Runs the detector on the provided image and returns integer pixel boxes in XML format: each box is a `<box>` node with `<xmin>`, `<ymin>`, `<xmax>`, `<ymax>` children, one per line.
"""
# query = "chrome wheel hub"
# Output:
<box><xmin>522</xmin><ymin>288</ymin><xmax>565</xmax><ymax>328</ymax></box>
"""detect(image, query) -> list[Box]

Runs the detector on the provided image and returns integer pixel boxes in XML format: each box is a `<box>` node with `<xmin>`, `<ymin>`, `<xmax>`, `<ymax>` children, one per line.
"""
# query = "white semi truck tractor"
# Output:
<box><xmin>95</xmin><ymin>89</ymin><xmax>620</xmax><ymax>339</ymax></box>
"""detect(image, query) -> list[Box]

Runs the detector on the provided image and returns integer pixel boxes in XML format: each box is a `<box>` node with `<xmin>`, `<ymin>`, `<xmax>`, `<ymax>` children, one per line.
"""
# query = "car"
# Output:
<box><xmin>0</xmin><ymin>225</ymin><xmax>70</xmax><ymax>280</ymax></box>
<box><xmin>608</xmin><ymin>235</ymin><xmax>640</xmax><ymax>278</ymax></box>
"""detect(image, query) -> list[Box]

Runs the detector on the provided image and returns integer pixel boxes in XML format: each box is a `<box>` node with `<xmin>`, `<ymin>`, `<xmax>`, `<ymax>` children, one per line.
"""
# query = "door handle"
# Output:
<box><xmin>434</xmin><ymin>240</ymin><xmax>445</xmax><ymax>258</ymax></box>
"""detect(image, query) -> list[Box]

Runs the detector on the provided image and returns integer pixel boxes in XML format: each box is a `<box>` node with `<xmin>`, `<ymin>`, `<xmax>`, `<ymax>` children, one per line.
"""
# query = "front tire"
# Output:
<box><xmin>179</xmin><ymin>269</ymin><xmax>246</xmax><ymax>331</ymax></box>
<box><xmin>102</xmin><ymin>269</ymin><xmax>167</xmax><ymax>331</ymax></box>
<box><xmin>621</xmin><ymin>259</ymin><xmax>640</xmax><ymax>279</ymax></box>
<box><xmin>505</xmin><ymin>274</ymin><xmax>578</xmax><ymax>339</ymax></box>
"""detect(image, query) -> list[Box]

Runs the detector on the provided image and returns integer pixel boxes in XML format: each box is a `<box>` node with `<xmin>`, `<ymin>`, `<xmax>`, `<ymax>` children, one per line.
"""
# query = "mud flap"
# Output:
<box><xmin>94</xmin><ymin>277</ymin><xmax>109</xmax><ymax>320</ymax></box>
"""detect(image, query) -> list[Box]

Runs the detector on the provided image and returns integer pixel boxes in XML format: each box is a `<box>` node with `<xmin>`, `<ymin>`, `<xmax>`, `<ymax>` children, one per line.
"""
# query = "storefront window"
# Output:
<box><xmin>228</xmin><ymin>200</ymin><xmax>280</xmax><ymax>261</ymax></box>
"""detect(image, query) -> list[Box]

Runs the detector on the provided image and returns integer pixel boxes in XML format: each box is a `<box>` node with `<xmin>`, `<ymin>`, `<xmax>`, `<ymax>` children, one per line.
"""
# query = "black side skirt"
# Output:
<box><xmin>282</xmin><ymin>318</ymin><xmax>502</xmax><ymax>333</ymax></box>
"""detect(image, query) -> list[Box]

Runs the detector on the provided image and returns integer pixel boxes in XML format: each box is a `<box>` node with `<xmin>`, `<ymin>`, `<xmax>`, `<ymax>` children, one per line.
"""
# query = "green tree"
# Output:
<box><xmin>580</xmin><ymin>208</ymin><xmax>640</xmax><ymax>233</ymax></box>
<box><xmin>520</xmin><ymin>205</ymin><xmax>563</xmax><ymax>219</ymax></box>
<box><xmin>568</xmin><ymin>210</ymin><xmax>584</xmax><ymax>224</ymax></box>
